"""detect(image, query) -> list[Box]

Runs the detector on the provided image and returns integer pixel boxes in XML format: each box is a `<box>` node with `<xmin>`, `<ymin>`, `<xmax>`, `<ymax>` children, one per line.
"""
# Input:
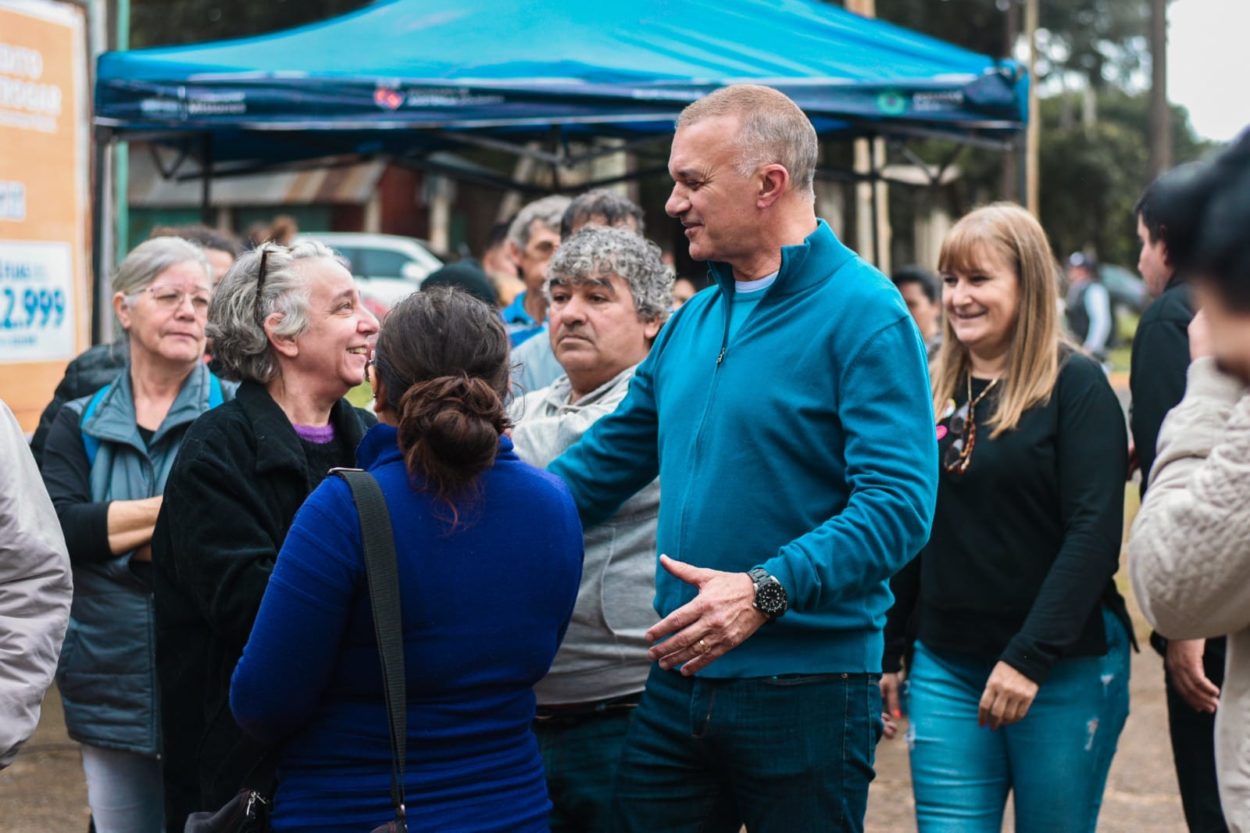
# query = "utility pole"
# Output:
<box><xmin>1024</xmin><ymin>0</ymin><xmax>1039</xmax><ymax>215</ymax></box>
<box><xmin>1148</xmin><ymin>0</ymin><xmax>1172</xmax><ymax>177</ymax></box>
<box><xmin>845</xmin><ymin>0</ymin><xmax>890</xmax><ymax>271</ymax></box>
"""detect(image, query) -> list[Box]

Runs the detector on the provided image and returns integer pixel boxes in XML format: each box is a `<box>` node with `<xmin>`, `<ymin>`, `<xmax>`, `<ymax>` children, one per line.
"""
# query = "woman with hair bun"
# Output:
<box><xmin>230</xmin><ymin>288</ymin><xmax>584</xmax><ymax>833</ymax></box>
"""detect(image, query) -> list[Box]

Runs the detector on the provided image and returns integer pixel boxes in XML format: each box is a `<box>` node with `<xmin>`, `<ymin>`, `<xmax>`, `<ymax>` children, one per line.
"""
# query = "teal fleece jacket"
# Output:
<box><xmin>549</xmin><ymin>221</ymin><xmax>938</xmax><ymax>677</ymax></box>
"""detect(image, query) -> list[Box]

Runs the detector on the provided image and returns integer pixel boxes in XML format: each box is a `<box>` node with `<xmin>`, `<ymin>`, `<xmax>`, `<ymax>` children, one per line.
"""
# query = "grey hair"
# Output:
<box><xmin>207</xmin><ymin>240</ymin><xmax>343</xmax><ymax>383</ymax></box>
<box><xmin>677</xmin><ymin>84</ymin><xmax>818</xmax><ymax>200</ymax></box>
<box><xmin>112</xmin><ymin>236</ymin><xmax>211</xmax><ymax>297</ymax></box>
<box><xmin>507</xmin><ymin>194</ymin><xmax>572</xmax><ymax>249</ymax></box>
<box><xmin>560</xmin><ymin>189</ymin><xmax>646</xmax><ymax>239</ymax></box>
<box><xmin>545</xmin><ymin>227</ymin><xmax>672</xmax><ymax>324</ymax></box>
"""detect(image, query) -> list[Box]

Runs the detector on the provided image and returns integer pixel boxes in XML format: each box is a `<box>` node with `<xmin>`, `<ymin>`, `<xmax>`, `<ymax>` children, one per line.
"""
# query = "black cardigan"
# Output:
<box><xmin>885</xmin><ymin>351</ymin><xmax>1132</xmax><ymax>684</ymax></box>
<box><xmin>151</xmin><ymin>380</ymin><xmax>373</xmax><ymax>830</ymax></box>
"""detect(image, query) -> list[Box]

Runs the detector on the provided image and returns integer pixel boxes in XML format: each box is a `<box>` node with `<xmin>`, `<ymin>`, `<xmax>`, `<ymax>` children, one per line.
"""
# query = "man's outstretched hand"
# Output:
<box><xmin>646</xmin><ymin>554</ymin><xmax>768</xmax><ymax>676</ymax></box>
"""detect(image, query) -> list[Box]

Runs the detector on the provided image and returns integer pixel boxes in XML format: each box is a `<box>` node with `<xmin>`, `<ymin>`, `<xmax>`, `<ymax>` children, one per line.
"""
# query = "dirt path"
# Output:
<box><xmin>0</xmin><ymin>618</ymin><xmax>1187</xmax><ymax>833</ymax></box>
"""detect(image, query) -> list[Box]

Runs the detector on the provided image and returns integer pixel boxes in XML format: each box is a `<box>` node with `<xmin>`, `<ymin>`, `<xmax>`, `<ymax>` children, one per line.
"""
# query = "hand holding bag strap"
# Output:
<box><xmin>331</xmin><ymin>468</ymin><xmax>408</xmax><ymax>832</ymax></box>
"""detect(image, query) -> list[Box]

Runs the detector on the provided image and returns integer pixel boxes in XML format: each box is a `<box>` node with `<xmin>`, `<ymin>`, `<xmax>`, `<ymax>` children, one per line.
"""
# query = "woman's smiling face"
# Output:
<box><xmin>941</xmin><ymin>245</ymin><xmax>1021</xmax><ymax>360</ymax></box>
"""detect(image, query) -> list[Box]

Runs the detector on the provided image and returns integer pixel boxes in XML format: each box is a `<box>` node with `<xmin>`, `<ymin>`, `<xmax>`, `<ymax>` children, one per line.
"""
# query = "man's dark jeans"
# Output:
<box><xmin>608</xmin><ymin>664</ymin><xmax>883</xmax><ymax>833</ymax></box>
<box><xmin>1165</xmin><ymin>637</ymin><xmax>1229</xmax><ymax>833</ymax></box>
<box><xmin>535</xmin><ymin>709</ymin><xmax>634</xmax><ymax>833</ymax></box>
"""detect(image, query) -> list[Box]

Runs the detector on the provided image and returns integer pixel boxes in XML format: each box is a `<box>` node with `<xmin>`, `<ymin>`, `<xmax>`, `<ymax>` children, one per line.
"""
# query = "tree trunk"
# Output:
<box><xmin>1148</xmin><ymin>0</ymin><xmax>1172</xmax><ymax>177</ymax></box>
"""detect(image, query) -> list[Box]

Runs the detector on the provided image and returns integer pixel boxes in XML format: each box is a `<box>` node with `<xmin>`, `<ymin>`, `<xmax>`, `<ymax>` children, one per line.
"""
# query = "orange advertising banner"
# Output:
<box><xmin>0</xmin><ymin>0</ymin><xmax>89</xmax><ymax>431</ymax></box>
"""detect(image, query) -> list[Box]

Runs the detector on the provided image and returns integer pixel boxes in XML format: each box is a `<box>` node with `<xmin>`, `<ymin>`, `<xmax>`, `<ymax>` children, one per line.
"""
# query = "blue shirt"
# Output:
<box><xmin>501</xmin><ymin>291</ymin><xmax>545</xmax><ymax>347</ymax></box>
<box><xmin>550</xmin><ymin>221</ymin><xmax>937</xmax><ymax>678</ymax></box>
<box><xmin>231</xmin><ymin>424</ymin><xmax>583</xmax><ymax>832</ymax></box>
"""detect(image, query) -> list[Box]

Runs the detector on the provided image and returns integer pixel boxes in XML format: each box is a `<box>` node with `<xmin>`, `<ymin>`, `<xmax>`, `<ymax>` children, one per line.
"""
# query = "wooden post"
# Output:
<box><xmin>1025</xmin><ymin>0</ymin><xmax>1040</xmax><ymax>215</ymax></box>
<box><xmin>1148</xmin><ymin>0</ymin><xmax>1172</xmax><ymax>177</ymax></box>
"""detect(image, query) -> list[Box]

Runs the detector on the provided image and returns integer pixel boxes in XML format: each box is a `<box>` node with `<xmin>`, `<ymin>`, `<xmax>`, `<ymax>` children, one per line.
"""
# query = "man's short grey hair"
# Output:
<box><xmin>507</xmin><ymin>194</ymin><xmax>572</xmax><ymax>249</ymax></box>
<box><xmin>208</xmin><ymin>240</ymin><xmax>343</xmax><ymax>383</ymax></box>
<box><xmin>677</xmin><ymin>84</ymin><xmax>818</xmax><ymax>200</ymax></box>
<box><xmin>545</xmin><ymin>227</ymin><xmax>672</xmax><ymax>324</ymax></box>
<box><xmin>112</xmin><ymin>236</ymin><xmax>211</xmax><ymax>297</ymax></box>
<box><xmin>560</xmin><ymin>189</ymin><xmax>646</xmax><ymax>239</ymax></box>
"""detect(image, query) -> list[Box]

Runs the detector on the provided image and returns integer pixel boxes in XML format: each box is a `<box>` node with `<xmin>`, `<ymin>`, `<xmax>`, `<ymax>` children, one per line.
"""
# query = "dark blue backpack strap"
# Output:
<box><xmin>80</xmin><ymin>382</ymin><xmax>114</xmax><ymax>468</ymax></box>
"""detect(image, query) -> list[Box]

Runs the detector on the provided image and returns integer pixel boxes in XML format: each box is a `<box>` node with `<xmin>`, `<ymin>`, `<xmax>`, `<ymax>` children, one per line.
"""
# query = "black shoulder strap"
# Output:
<box><xmin>331</xmin><ymin>468</ymin><xmax>408</xmax><ymax>831</ymax></box>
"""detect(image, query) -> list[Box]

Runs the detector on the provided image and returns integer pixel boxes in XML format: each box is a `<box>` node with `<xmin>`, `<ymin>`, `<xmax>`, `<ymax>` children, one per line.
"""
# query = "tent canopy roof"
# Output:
<box><xmin>96</xmin><ymin>0</ymin><xmax>1026</xmax><ymax>169</ymax></box>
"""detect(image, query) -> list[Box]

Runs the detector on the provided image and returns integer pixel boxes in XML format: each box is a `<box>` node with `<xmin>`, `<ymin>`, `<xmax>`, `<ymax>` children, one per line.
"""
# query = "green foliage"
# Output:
<box><xmin>1039</xmin><ymin>92</ymin><xmax>1211</xmax><ymax>265</ymax></box>
<box><xmin>130</xmin><ymin>0</ymin><xmax>372</xmax><ymax>49</ymax></box>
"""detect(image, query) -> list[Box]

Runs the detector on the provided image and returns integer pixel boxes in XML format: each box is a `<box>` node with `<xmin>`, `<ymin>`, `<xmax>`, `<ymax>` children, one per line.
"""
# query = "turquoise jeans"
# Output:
<box><xmin>905</xmin><ymin>608</ymin><xmax>1130</xmax><ymax>833</ymax></box>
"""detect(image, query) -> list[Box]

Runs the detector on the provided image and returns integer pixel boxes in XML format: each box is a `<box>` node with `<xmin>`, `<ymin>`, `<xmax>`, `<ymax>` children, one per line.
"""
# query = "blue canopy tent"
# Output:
<box><xmin>96</xmin><ymin>0</ymin><xmax>1026</xmax><ymax>168</ymax></box>
<box><xmin>90</xmin><ymin>0</ymin><xmax>1027</xmax><ymax>335</ymax></box>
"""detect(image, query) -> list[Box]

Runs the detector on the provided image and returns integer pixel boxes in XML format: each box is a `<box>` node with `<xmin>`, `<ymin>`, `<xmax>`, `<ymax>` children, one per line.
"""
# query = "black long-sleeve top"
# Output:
<box><xmin>1129</xmin><ymin>276</ymin><xmax>1193</xmax><ymax>497</ymax></box>
<box><xmin>885</xmin><ymin>351</ymin><xmax>1132</xmax><ymax>684</ymax></box>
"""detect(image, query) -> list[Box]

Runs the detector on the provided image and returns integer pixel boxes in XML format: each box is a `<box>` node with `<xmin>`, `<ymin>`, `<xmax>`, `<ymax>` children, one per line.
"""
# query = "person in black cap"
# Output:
<box><xmin>421</xmin><ymin>261</ymin><xmax>499</xmax><ymax>307</ymax></box>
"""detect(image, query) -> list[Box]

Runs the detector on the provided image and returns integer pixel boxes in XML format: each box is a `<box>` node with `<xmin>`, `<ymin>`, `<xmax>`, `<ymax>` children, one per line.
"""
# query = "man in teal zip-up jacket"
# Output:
<box><xmin>549</xmin><ymin>85</ymin><xmax>937</xmax><ymax>832</ymax></box>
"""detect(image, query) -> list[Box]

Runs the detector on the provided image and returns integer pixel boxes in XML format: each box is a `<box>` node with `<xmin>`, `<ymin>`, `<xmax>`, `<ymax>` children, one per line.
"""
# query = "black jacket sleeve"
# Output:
<box><xmin>883</xmin><ymin>555</ymin><xmax>921</xmax><ymax>674</ymax></box>
<box><xmin>40</xmin><ymin>406</ymin><xmax>113</xmax><ymax>564</ymax></box>
<box><xmin>1130</xmin><ymin>315</ymin><xmax>1191</xmax><ymax>495</ymax></box>
<box><xmin>154</xmin><ymin>429</ymin><xmax>280</xmax><ymax>654</ymax></box>
<box><xmin>1000</xmin><ymin>360</ymin><xmax>1128</xmax><ymax>683</ymax></box>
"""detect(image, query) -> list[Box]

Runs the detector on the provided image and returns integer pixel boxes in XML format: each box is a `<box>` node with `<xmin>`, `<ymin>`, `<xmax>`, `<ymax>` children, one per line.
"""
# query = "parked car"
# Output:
<box><xmin>300</xmin><ymin>232</ymin><xmax>443</xmax><ymax>315</ymax></box>
<box><xmin>1100</xmin><ymin>263</ymin><xmax>1149</xmax><ymax>316</ymax></box>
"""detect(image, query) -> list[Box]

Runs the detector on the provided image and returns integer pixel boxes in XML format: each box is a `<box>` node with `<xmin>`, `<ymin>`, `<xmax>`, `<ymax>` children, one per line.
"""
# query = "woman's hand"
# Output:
<box><xmin>978</xmin><ymin>661</ymin><xmax>1039</xmax><ymax>729</ymax></box>
<box><xmin>879</xmin><ymin>671</ymin><xmax>905</xmax><ymax>740</ymax></box>
<box><xmin>1189</xmin><ymin>309</ymin><xmax>1212</xmax><ymax>361</ymax></box>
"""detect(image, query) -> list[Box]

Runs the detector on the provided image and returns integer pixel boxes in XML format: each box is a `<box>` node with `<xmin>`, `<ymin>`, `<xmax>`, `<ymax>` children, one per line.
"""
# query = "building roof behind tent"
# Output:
<box><xmin>96</xmin><ymin>0</ymin><xmax>1026</xmax><ymax>154</ymax></box>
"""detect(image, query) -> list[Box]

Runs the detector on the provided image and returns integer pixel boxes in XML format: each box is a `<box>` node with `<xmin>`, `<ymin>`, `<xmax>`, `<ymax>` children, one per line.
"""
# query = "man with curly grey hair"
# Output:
<box><xmin>550</xmin><ymin>84</ymin><xmax>937</xmax><ymax>832</ymax></box>
<box><xmin>509</xmin><ymin>225</ymin><xmax>670</xmax><ymax>832</ymax></box>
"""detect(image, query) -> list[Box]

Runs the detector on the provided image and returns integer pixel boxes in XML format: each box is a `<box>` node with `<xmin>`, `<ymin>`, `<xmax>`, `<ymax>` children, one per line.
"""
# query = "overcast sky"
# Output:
<box><xmin>1169</xmin><ymin>0</ymin><xmax>1249</xmax><ymax>142</ymax></box>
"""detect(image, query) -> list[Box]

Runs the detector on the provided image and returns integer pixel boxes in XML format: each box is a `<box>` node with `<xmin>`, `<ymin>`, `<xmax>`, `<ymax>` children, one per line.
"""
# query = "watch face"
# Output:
<box><xmin>755</xmin><ymin>579</ymin><xmax>787</xmax><ymax>617</ymax></box>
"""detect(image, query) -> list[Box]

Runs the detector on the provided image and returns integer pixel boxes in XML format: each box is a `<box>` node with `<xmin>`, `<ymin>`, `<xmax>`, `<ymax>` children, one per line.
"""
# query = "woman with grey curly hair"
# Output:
<box><xmin>150</xmin><ymin>240</ymin><xmax>379</xmax><ymax>829</ymax></box>
<box><xmin>39</xmin><ymin>236</ymin><xmax>228</xmax><ymax>833</ymax></box>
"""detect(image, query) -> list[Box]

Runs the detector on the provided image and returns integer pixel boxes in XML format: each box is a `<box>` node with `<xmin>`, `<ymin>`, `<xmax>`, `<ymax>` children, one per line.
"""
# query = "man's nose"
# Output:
<box><xmin>665</xmin><ymin>185</ymin><xmax>686</xmax><ymax>218</ymax></box>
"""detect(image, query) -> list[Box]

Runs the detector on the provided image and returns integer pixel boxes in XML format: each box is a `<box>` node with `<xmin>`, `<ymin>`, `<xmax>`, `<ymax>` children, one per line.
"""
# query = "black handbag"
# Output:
<box><xmin>334</xmin><ymin>467</ymin><xmax>410</xmax><ymax>833</ymax></box>
<box><xmin>184</xmin><ymin>468</ymin><xmax>409</xmax><ymax>833</ymax></box>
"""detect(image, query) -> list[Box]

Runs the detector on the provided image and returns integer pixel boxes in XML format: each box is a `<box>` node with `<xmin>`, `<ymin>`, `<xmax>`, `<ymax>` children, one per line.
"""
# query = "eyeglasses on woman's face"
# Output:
<box><xmin>142</xmin><ymin>285</ymin><xmax>212</xmax><ymax>315</ymax></box>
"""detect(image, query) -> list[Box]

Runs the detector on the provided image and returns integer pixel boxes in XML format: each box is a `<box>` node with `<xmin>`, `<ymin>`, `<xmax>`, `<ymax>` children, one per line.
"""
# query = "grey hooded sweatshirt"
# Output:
<box><xmin>510</xmin><ymin>367</ymin><xmax>659</xmax><ymax>705</ymax></box>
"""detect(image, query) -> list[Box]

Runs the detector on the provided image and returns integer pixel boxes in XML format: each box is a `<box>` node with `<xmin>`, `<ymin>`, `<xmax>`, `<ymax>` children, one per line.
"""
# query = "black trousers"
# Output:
<box><xmin>1164</xmin><ymin>635</ymin><xmax>1229</xmax><ymax>833</ymax></box>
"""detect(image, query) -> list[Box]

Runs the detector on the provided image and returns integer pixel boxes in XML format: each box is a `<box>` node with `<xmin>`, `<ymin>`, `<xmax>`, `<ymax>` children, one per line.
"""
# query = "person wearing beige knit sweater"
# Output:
<box><xmin>1130</xmin><ymin>132</ymin><xmax>1250</xmax><ymax>832</ymax></box>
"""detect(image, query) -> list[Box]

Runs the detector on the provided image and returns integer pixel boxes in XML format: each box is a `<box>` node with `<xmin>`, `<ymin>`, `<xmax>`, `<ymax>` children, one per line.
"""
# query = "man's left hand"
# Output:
<box><xmin>646</xmin><ymin>554</ymin><xmax>767</xmax><ymax>676</ymax></box>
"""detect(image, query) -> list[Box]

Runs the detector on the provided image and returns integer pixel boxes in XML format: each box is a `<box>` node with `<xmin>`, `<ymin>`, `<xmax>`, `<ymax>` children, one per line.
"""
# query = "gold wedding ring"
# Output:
<box><xmin>696</xmin><ymin>638</ymin><xmax>709</xmax><ymax>654</ymax></box>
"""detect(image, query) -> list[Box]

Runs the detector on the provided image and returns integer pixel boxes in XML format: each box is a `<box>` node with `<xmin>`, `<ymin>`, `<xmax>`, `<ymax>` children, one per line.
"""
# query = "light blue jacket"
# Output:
<box><xmin>56</xmin><ymin>362</ymin><xmax>233</xmax><ymax>754</ymax></box>
<box><xmin>550</xmin><ymin>221</ymin><xmax>938</xmax><ymax>677</ymax></box>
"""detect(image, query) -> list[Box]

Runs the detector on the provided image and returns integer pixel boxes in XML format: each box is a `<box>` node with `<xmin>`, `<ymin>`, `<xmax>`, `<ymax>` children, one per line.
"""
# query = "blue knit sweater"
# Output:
<box><xmin>550</xmin><ymin>221</ymin><xmax>937</xmax><ymax>677</ymax></box>
<box><xmin>231</xmin><ymin>424</ymin><xmax>583</xmax><ymax>832</ymax></box>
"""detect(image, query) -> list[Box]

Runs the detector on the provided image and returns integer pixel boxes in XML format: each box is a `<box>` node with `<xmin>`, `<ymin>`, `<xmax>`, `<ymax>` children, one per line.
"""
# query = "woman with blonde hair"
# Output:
<box><xmin>881</xmin><ymin>203</ymin><xmax>1132</xmax><ymax>832</ymax></box>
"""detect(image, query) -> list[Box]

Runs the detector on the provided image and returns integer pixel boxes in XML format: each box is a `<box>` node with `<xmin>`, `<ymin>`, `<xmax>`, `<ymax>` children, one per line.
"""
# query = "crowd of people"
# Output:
<box><xmin>1</xmin><ymin>82</ymin><xmax>1248</xmax><ymax>833</ymax></box>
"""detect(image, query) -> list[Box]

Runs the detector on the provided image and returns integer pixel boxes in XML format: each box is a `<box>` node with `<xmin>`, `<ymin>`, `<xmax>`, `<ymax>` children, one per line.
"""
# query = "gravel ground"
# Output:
<box><xmin>0</xmin><ymin>610</ymin><xmax>1187</xmax><ymax>833</ymax></box>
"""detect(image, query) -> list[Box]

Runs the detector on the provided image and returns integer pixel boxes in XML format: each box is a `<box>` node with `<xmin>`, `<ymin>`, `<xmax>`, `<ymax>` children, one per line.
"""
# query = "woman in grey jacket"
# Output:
<box><xmin>40</xmin><ymin>237</ymin><xmax>231</xmax><ymax>833</ymax></box>
<box><xmin>1129</xmin><ymin>134</ymin><xmax>1250</xmax><ymax>831</ymax></box>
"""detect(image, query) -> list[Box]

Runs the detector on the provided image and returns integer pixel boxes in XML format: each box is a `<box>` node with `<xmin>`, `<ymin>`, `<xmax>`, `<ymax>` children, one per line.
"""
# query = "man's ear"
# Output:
<box><xmin>643</xmin><ymin>316</ymin><xmax>662</xmax><ymax>343</ymax></box>
<box><xmin>266</xmin><ymin>315</ymin><xmax>299</xmax><ymax>359</ymax></box>
<box><xmin>507</xmin><ymin>240</ymin><xmax>523</xmax><ymax>270</ymax></box>
<box><xmin>756</xmin><ymin>164</ymin><xmax>790</xmax><ymax>209</ymax></box>
<box><xmin>113</xmin><ymin>292</ymin><xmax>132</xmax><ymax>332</ymax></box>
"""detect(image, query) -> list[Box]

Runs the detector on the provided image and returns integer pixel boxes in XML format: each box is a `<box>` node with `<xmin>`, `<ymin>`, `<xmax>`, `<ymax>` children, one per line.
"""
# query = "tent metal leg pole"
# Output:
<box><xmin>91</xmin><ymin>130</ymin><xmax>109</xmax><ymax>346</ymax></box>
<box><xmin>1016</xmin><ymin>137</ymin><xmax>1028</xmax><ymax>206</ymax></box>
<box><xmin>870</xmin><ymin>138</ymin><xmax>881</xmax><ymax>267</ymax></box>
<box><xmin>200</xmin><ymin>132</ymin><xmax>213</xmax><ymax>226</ymax></box>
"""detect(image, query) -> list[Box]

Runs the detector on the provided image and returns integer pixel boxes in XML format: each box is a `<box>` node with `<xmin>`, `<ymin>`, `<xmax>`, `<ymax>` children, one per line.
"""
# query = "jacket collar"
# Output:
<box><xmin>236</xmin><ymin>380</ymin><xmax>370</xmax><ymax>477</ymax></box>
<box><xmin>357</xmin><ymin>422</ymin><xmax>516</xmax><ymax>471</ymax></box>
<box><xmin>706</xmin><ymin>220</ymin><xmax>854</xmax><ymax>299</ymax></box>
<box><xmin>83</xmin><ymin>361</ymin><xmax>218</xmax><ymax>451</ymax></box>
<box><xmin>538</xmin><ymin>366</ymin><xmax>636</xmax><ymax>414</ymax></box>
